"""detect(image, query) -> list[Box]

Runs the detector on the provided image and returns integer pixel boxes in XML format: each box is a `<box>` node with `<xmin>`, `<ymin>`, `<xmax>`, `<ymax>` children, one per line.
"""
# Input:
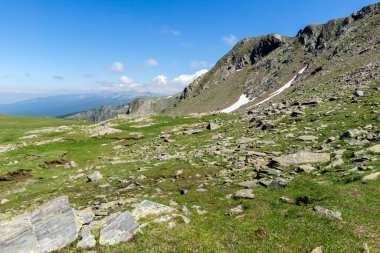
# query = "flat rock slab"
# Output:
<box><xmin>99</xmin><ymin>211</ymin><xmax>140</xmax><ymax>245</ymax></box>
<box><xmin>77</xmin><ymin>225</ymin><xmax>96</xmax><ymax>248</ymax></box>
<box><xmin>297</xmin><ymin>135</ymin><xmax>318</xmax><ymax>141</ymax></box>
<box><xmin>0</xmin><ymin>196</ymin><xmax>80</xmax><ymax>253</ymax></box>
<box><xmin>235</xmin><ymin>189</ymin><xmax>255</xmax><ymax>199</ymax></box>
<box><xmin>132</xmin><ymin>200</ymin><xmax>177</xmax><ymax>220</ymax></box>
<box><xmin>362</xmin><ymin>171</ymin><xmax>380</xmax><ymax>181</ymax></box>
<box><xmin>368</xmin><ymin>144</ymin><xmax>380</xmax><ymax>154</ymax></box>
<box><xmin>313</xmin><ymin>206</ymin><xmax>342</xmax><ymax>220</ymax></box>
<box><xmin>271</xmin><ymin>152</ymin><xmax>330</xmax><ymax>166</ymax></box>
<box><xmin>0</xmin><ymin>214</ymin><xmax>39</xmax><ymax>253</ymax></box>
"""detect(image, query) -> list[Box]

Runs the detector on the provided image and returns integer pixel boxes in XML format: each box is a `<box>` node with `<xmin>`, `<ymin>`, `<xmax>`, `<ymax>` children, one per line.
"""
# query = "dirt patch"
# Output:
<box><xmin>40</xmin><ymin>159</ymin><xmax>66</xmax><ymax>168</ymax></box>
<box><xmin>6</xmin><ymin>169</ymin><xmax>33</xmax><ymax>182</ymax></box>
<box><xmin>341</xmin><ymin>188</ymin><xmax>362</xmax><ymax>196</ymax></box>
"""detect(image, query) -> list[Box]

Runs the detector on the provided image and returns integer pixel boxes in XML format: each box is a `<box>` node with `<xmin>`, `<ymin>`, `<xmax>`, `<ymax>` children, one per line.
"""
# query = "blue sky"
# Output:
<box><xmin>0</xmin><ymin>0</ymin><xmax>378</xmax><ymax>103</ymax></box>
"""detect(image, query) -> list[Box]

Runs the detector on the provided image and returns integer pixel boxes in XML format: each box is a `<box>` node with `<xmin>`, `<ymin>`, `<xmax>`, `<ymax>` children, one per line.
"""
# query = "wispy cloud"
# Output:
<box><xmin>221</xmin><ymin>34</ymin><xmax>238</xmax><ymax>45</ymax></box>
<box><xmin>53</xmin><ymin>75</ymin><xmax>64</xmax><ymax>80</ymax></box>
<box><xmin>97</xmin><ymin>69</ymin><xmax>208</xmax><ymax>95</ymax></box>
<box><xmin>145</xmin><ymin>58</ymin><xmax>159</xmax><ymax>66</ymax></box>
<box><xmin>190</xmin><ymin>60</ymin><xmax>208</xmax><ymax>69</ymax></box>
<box><xmin>161</xmin><ymin>26</ymin><xmax>180</xmax><ymax>36</ymax></box>
<box><xmin>110</xmin><ymin>61</ymin><xmax>124</xmax><ymax>72</ymax></box>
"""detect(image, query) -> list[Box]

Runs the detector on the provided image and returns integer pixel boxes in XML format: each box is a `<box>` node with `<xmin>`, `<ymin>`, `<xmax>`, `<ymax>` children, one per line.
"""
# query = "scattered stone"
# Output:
<box><xmin>206</xmin><ymin>123</ymin><xmax>219</xmax><ymax>130</ymax></box>
<box><xmin>271</xmin><ymin>152</ymin><xmax>330</xmax><ymax>166</ymax></box>
<box><xmin>228</xmin><ymin>205</ymin><xmax>244</xmax><ymax>215</ymax></box>
<box><xmin>354</xmin><ymin>90</ymin><xmax>364</xmax><ymax>97</ymax></box>
<box><xmin>0</xmin><ymin>199</ymin><xmax>9</xmax><ymax>205</ymax></box>
<box><xmin>362</xmin><ymin>242</ymin><xmax>370</xmax><ymax>253</ymax></box>
<box><xmin>291</xmin><ymin>111</ymin><xmax>304</xmax><ymax>117</ymax></box>
<box><xmin>168</xmin><ymin>221</ymin><xmax>176</xmax><ymax>229</ymax></box>
<box><xmin>235</xmin><ymin>189</ymin><xmax>255</xmax><ymax>199</ymax></box>
<box><xmin>87</xmin><ymin>171</ymin><xmax>103</xmax><ymax>182</ymax></box>
<box><xmin>0</xmin><ymin>196</ymin><xmax>81</xmax><ymax>253</ymax></box>
<box><xmin>313</xmin><ymin>206</ymin><xmax>342</xmax><ymax>220</ymax></box>
<box><xmin>132</xmin><ymin>200</ymin><xmax>177</xmax><ymax>220</ymax></box>
<box><xmin>77</xmin><ymin>225</ymin><xmax>96</xmax><ymax>248</ymax></box>
<box><xmin>368</xmin><ymin>144</ymin><xmax>380</xmax><ymax>154</ymax></box>
<box><xmin>296</xmin><ymin>165</ymin><xmax>316</xmax><ymax>173</ymax></box>
<box><xmin>297</xmin><ymin>135</ymin><xmax>318</xmax><ymax>142</ymax></box>
<box><xmin>362</xmin><ymin>171</ymin><xmax>380</xmax><ymax>181</ymax></box>
<box><xmin>340</xmin><ymin>129</ymin><xmax>365</xmax><ymax>139</ymax></box>
<box><xmin>77</xmin><ymin>208</ymin><xmax>95</xmax><ymax>224</ymax></box>
<box><xmin>99</xmin><ymin>211</ymin><xmax>140</xmax><ymax>245</ymax></box>
<box><xmin>153</xmin><ymin>215</ymin><xmax>172</xmax><ymax>223</ymax></box>
<box><xmin>279</xmin><ymin>196</ymin><xmax>295</xmax><ymax>205</ymax></box>
<box><xmin>310</xmin><ymin>246</ymin><xmax>323</xmax><ymax>253</ymax></box>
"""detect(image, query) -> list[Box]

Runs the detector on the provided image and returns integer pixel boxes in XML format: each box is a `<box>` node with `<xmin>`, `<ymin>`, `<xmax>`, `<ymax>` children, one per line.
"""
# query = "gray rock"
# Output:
<box><xmin>340</xmin><ymin>129</ymin><xmax>365</xmax><ymax>139</ymax></box>
<box><xmin>77</xmin><ymin>208</ymin><xmax>95</xmax><ymax>225</ymax></box>
<box><xmin>310</xmin><ymin>246</ymin><xmax>323</xmax><ymax>253</ymax></box>
<box><xmin>132</xmin><ymin>200</ymin><xmax>177</xmax><ymax>220</ymax></box>
<box><xmin>296</xmin><ymin>165</ymin><xmax>316</xmax><ymax>173</ymax></box>
<box><xmin>99</xmin><ymin>211</ymin><xmax>139</xmax><ymax>245</ymax></box>
<box><xmin>206</xmin><ymin>123</ymin><xmax>219</xmax><ymax>130</ymax></box>
<box><xmin>0</xmin><ymin>196</ymin><xmax>81</xmax><ymax>253</ymax></box>
<box><xmin>238</xmin><ymin>180</ymin><xmax>257</xmax><ymax>188</ymax></box>
<box><xmin>30</xmin><ymin>196</ymin><xmax>81</xmax><ymax>252</ymax></box>
<box><xmin>271</xmin><ymin>152</ymin><xmax>330</xmax><ymax>166</ymax></box>
<box><xmin>235</xmin><ymin>189</ymin><xmax>255</xmax><ymax>199</ymax></box>
<box><xmin>0</xmin><ymin>214</ymin><xmax>39</xmax><ymax>253</ymax></box>
<box><xmin>362</xmin><ymin>171</ymin><xmax>380</xmax><ymax>181</ymax></box>
<box><xmin>354</xmin><ymin>90</ymin><xmax>364</xmax><ymax>97</ymax></box>
<box><xmin>313</xmin><ymin>206</ymin><xmax>342</xmax><ymax>220</ymax></box>
<box><xmin>87</xmin><ymin>171</ymin><xmax>103</xmax><ymax>182</ymax></box>
<box><xmin>0</xmin><ymin>199</ymin><xmax>9</xmax><ymax>205</ymax></box>
<box><xmin>297</xmin><ymin>135</ymin><xmax>318</xmax><ymax>141</ymax></box>
<box><xmin>77</xmin><ymin>225</ymin><xmax>96</xmax><ymax>248</ymax></box>
<box><xmin>368</xmin><ymin>144</ymin><xmax>380</xmax><ymax>154</ymax></box>
<box><xmin>228</xmin><ymin>205</ymin><xmax>244</xmax><ymax>215</ymax></box>
<box><xmin>291</xmin><ymin>111</ymin><xmax>304</xmax><ymax>117</ymax></box>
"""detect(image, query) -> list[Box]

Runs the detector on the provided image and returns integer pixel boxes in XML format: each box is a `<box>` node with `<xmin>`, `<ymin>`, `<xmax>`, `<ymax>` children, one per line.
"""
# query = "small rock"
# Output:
<box><xmin>310</xmin><ymin>246</ymin><xmax>323</xmax><ymax>253</ymax></box>
<box><xmin>132</xmin><ymin>200</ymin><xmax>177</xmax><ymax>220</ymax></box>
<box><xmin>362</xmin><ymin>171</ymin><xmax>380</xmax><ymax>181</ymax></box>
<box><xmin>87</xmin><ymin>171</ymin><xmax>103</xmax><ymax>182</ymax></box>
<box><xmin>0</xmin><ymin>199</ymin><xmax>9</xmax><ymax>205</ymax></box>
<box><xmin>228</xmin><ymin>205</ymin><xmax>244</xmax><ymax>215</ymax></box>
<box><xmin>168</xmin><ymin>221</ymin><xmax>176</xmax><ymax>229</ymax></box>
<box><xmin>354</xmin><ymin>90</ymin><xmax>364</xmax><ymax>97</ymax></box>
<box><xmin>313</xmin><ymin>206</ymin><xmax>342</xmax><ymax>220</ymax></box>
<box><xmin>297</xmin><ymin>135</ymin><xmax>318</xmax><ymax>142</ymax></box>
<box><xmin>296</xmin><ymin>165</ymin><xmax>316</xmax><ymax>173</ymax></box>
<box><xmin>99</xmin><ymin>211</ymin><xmax>140</xmax><ymax>245</ymax></box>
<box><xmin>368</xmin><ymin>144</ymin><xmax>380</xmax><ymax>154</ymax></box>
<box><xmin>206</xmin><ymin>123</ymin><xmax>219</xmax><ymax>130</ymax></box>
<box><xmin>77</xmin><ymin>225</ymin><xmax>96</xmax><ymax>248</ymax></box>
<box><xmin>235</xmin><ymin>189</ymin><xmax>255</xmax><ymax>199</ymax></box>
<box><xmin>279</xmin><ymin>196</ymin><xmax>295</xmax><ymax>205</ymax></box>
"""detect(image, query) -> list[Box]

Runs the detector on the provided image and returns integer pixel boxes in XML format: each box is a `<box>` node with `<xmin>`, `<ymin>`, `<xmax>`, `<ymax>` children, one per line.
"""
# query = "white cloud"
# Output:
<box><xmin>222</xmin><ymin>34</ymin><xmax>238</xmax><ymax>45</ymax></box>
<box><xmin>96</xmin><ymin>69</ymin><xmax>208</xmax><ymax>95</ymax></box>
<box><xmin>190</xmin><ymin>60</ymin><xmax>208</xmax><ymax>69</ymax></box>
<box><xmin>161</xmin><ymin>26</ymin><xmax>180</xmax><ymax>36</ymax></box>
<box><xmin>152</xmin><ymin>75</ymin><xmax>167</xmax><ymax>85</ymax></box>
<box><xmin>145</xmin><ymin>58</ymin><xmax>159</xmax><ymax>66</ymax></box>
<box><xmin>119</xmin><ymin>75</ymin><xmax>141</xmax><ymax>88</ymax></box>
<box><xmin>171</xmin><ymin>69</ymin><xmax>208</xmax><ymax>86</ymax></box>
<box><xmin>110</xmin><ymin>61</ymin><xmax>124</xmax><ymax>72</ymax></box>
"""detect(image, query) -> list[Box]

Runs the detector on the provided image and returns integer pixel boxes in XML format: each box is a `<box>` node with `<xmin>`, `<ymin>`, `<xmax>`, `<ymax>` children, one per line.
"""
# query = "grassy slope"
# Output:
<box><xmin>0</xmin><ymin>83</ymin><xmax>379</xmax><ymax>252</ymax></box>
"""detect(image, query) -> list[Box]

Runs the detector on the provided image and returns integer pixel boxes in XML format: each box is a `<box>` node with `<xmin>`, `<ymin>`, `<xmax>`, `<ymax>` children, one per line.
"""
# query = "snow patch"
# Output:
<box><xmin>221</xmin><ymin>94</ymin><xmax>255</xmax><ymax>113</ymax></box>
<box><xmin>254</xmin><ymin>66</ymin><xmax>307</xmax><ymax>106</ymax></box>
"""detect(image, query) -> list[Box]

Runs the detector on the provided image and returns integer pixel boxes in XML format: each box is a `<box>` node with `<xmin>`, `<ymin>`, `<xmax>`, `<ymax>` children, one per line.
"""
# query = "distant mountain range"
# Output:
<box><xmin>0</xmin><ymin>92</ymin><xmax>159</xmax><ymax>117</ymax></box>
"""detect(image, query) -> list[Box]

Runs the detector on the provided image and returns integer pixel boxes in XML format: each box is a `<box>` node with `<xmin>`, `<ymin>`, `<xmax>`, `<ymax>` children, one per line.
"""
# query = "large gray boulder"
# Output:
<box><xmin>0</xmin><ymin>196</ymin><xmax>81</xmax><ymax>253</ymax></box>
<box><xmin>0</xmin><ymin>214</ymin><xmax>39</xmax><ymax>253</ymax></box>
<box><xmin>271</xmin><ymin>151</ymin><xmax>330</xmax><ymax>166</ymax></box>
<box><xmin>132</xmin><ymin>200</ymin><xmax>177</xmax><ymax>220</ymax></box>
<box><xmin>99</xmin><ymin>211</ymin><xmax>140</xmax><ymax>245</ymax></box>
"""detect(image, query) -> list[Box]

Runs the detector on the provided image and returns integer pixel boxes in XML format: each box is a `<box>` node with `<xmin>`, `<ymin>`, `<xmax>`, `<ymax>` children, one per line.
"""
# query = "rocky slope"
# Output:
<box><xmin>65</xmin><ymin>96</ymin><xmax>177</xmax><ymax>121</ymax></box>
<box><xmin>170</xmin><ymin>3</ymin><xmax>380</xmax><ymax>114</ymax></box>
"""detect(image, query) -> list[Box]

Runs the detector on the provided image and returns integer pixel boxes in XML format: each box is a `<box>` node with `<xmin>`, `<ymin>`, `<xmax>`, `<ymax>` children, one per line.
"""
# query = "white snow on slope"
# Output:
<box><xmin>221</xmin><ymin>94</ymin><xmax>255</xmax><ymax>113</ymax></box>
<box><xmin>254</xmin><ymin>66</ymin><xmax>307</xmax><ymax>106</ymax></box>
